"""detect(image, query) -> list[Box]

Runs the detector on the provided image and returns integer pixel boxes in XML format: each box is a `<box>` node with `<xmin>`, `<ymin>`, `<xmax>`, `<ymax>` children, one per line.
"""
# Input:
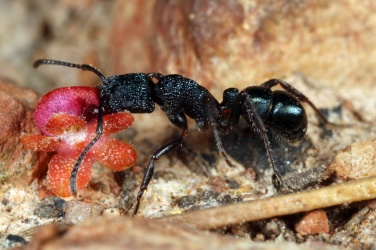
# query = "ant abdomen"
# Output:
<box><xmin>268</xmin><ymin>90</ymin><xmax>307</xmax><ymax>142</ymax></box>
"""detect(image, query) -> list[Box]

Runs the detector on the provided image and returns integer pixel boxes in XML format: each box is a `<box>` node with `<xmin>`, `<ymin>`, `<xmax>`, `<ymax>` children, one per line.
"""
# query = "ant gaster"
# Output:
<box><xmin>33</xmin><ymin>59</ymin><xmax>331</xmax><ymax>215</ymax></box>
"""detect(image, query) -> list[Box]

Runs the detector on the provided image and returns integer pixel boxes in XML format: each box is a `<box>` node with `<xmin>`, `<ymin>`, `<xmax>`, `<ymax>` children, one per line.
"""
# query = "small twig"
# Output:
<box><xmin>156</xmin><ymin>176</ymin><xmax>376</xmax><ymax>230</ymax></box>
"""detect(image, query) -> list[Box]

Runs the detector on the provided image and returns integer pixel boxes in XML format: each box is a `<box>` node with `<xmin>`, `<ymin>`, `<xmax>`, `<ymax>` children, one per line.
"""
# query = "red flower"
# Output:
<box><xmin>21</xmin><ymin>87</ymin><xmax>136</xmax><ymax>197</ymax></box>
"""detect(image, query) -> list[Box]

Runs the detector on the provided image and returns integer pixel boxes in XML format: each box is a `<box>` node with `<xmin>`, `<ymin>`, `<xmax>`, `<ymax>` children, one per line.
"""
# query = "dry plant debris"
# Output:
<box><xmin>18</xmin><ymin>216</ymin><xmax>341</xmax><ymax>250</ymax></box>
<box><xmin>157</xmin><ymin>175</ymin><xmax>376</xmax><ymax>230</ymax></box>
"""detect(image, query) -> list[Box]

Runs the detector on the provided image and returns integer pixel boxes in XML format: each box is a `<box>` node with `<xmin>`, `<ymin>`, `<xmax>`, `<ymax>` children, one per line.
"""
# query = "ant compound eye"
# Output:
<box><xmin>270</xmin><ymin>91</ymin><xmax>308</xmax><ymax>142</ymax></box>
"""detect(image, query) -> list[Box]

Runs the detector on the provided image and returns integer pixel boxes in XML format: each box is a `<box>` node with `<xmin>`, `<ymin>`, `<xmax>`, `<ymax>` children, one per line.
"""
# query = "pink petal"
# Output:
<box><xmin>35</xmin><ymin>87</ymin><xmax>99</xmax><ymax>135</ymax></box>
<box><xmin>47</xmin><ymin>153</ymin><xmax>94</xmax><ymax>197</ymax></box>
<box><xmin>92</xmin><ymin>137</ymin><xmax>136</xmax><ymax>171</ymax></box>
<box><xmin>21</xmin><ymin>134</ymin><xmax>60</xmax><ymax>152</ymax></box>
<box><xmin>44</xmin><ymin>113</ymin><xmax>87</xmax><ymax>135</ymax></box>
<box><xmin>102</xmin><ymin>112</ymin><xmax>134</xmax><ymax>134</ymax></box>
<box><xmin>86</xmin><ymin>112</ymin><xmax>134</xmax><ymax>136</ymax></box>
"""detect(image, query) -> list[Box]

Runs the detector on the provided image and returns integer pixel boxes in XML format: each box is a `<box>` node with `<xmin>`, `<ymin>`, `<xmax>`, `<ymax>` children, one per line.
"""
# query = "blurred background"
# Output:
<box><xmin>1</xmin><ymin>0</ymin><xmax>375</xmax><ymax>118</ymax></box>
<box><xmin>2</xmin><ymin>0</ymin><xmax>376</xmax><ymax>201</ymax></box>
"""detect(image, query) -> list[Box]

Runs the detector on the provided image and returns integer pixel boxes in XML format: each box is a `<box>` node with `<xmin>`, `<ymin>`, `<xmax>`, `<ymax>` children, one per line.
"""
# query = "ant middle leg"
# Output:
<box><xmin>202</xmin><ymin>95</ymin><xmax>234</xmax><ymax>167</ymax></box>
<box><xmin>212</xmin><ymin>126</ymin><xmax>234</xmax><ymax>167</ymax></box>
<box><xmin>261</xmin><ymin>79</ymin><xmax>332</xmax><ymax>125</ymax></box>
<box><xmin>133</xmin><ymin>113</ymin><xmax>188</xmax><ymax>215</ymax></box>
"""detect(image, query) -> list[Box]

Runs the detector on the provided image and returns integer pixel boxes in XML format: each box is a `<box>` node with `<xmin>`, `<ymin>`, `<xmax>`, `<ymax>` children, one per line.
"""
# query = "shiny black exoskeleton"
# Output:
<box><xmin>34</xmin><ymin>59</ymin><xmax>331</xmax><ymax>215</ymax></box>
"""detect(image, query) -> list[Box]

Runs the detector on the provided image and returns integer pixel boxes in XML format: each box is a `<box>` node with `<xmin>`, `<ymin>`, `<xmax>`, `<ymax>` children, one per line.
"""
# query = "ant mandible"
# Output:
<box><xmin>33</xmin><ymin>59</ymin><xmax>331</xmax><ymax>215</ymax></box>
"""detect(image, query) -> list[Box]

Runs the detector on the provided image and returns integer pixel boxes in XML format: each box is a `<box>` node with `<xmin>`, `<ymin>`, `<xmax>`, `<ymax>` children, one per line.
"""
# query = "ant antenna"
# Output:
<box><xmin>33</xmin><ymin>59</ymin><xmax>107</xmax><ymax>82</ymax></box>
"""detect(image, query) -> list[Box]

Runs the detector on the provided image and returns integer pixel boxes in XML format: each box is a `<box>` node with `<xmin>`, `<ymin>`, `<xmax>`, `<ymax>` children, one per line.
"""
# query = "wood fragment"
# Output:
<box><xmin>157</xmin><ymin>176</ymin><xmax>376</xmax><ymax>230</ymax></box>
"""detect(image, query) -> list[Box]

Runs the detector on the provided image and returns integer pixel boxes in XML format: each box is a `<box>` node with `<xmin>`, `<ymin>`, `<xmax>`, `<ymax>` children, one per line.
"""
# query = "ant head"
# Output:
<box><xmin>99</xmin><ymin>73</ymin><xmax>155</xmax><ymax>114</ymax></box>
<box><xmin>268</xmin><ymin>90</ymin><xmax>308</xmax><ymax>142</ymax></box>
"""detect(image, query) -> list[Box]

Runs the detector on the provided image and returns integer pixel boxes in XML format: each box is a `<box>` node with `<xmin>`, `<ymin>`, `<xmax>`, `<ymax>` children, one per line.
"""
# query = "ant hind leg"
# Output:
<box><xmin>261</xmin><ymin>79</ymin><xmax>333</xmax><ymax>125</ymax></box>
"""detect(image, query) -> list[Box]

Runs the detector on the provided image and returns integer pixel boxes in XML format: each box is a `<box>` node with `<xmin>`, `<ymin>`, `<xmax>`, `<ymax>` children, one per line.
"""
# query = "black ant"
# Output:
<box><xmin>33</xmin><ymin>59</ymin><xmax>332</xmax><ymax>215</ymax></box>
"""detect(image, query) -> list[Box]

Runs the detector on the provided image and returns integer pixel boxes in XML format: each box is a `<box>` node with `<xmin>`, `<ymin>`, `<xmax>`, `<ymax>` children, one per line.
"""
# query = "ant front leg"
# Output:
<box><xmin>133</xmin><ymin>112</ymin><xmax>188</xmax><ymax>215</ymax></box>
<box><xmin>261</xmin><ymin>79</ymin><xmax>332</xmax><ymax>125</ymax></box>
<box><xmin>70</xmin><ymin>102</ymin><xmax>105</xmax><ymax>196</ymax></box>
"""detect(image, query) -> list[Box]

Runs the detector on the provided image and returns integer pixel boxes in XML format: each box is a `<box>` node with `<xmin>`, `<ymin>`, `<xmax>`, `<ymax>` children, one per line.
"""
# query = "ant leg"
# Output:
<box><xmin>133</xmin><ymin>113</ymin><xmax>188</xmax><ymax>215</ymax></box>
<box><xmin>212</xmin><ymin>126</ymin><xmax>234</xmax><ymax>167</ymax></box>
<box><xmin>70</xmin><ymin>103</ymin><xmax>104</xmax><ymax>196</ymax></box>
<box><xmin>229</xmin><ymin>92</ymin><xmax>288</xmax><ymax>188</ymax></box>
<box><xmin>202</xmin><ymin>96</ymin><xmax>234</xmax><ymax>167</ymax></box>
<box><xmin>261</xmin><ymin>79</ymin><xmax>332</xmax><ymax>125</ymax></box>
